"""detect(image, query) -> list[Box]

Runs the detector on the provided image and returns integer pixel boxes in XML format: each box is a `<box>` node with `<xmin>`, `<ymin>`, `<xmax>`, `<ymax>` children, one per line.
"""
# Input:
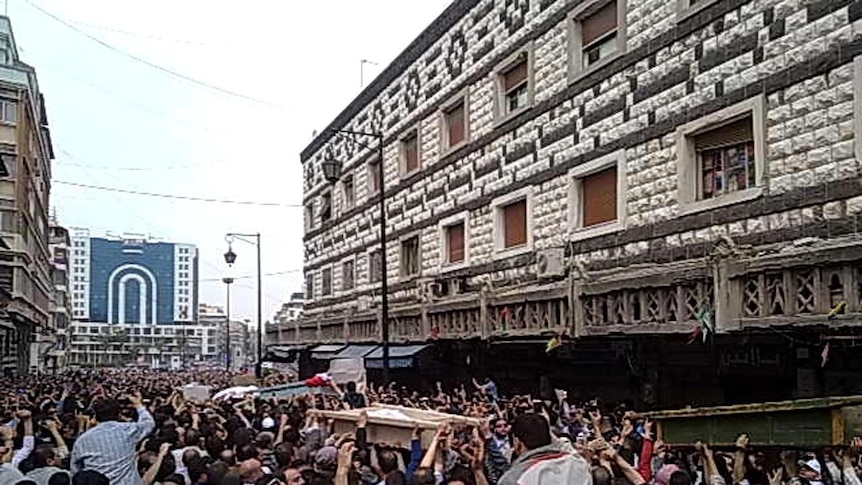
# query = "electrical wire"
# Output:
<box><xmin>54</xmin><ymin>180</ymin><xmax>299</xmax><ymax>207</ymax></box>
<box><xmin>21</xmin><ymin>0</ymin><xmax>286</xmax><ymax>109</ymax></box>
<box><xmin>66</xmin><ymin>19</ymin><xmax>226</xmax><ymax>48</ymax></box>
<box><xmin>199</xmin><ymin>269</ymin><xmax>303</xmax><ymax>282</ymax></box>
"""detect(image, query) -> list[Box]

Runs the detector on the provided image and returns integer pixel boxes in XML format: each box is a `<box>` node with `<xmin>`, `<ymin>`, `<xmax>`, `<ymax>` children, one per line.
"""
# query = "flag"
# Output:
<box><xmin>821</xmin><ymin>342</ymin><xmax>830</xmax><ymax>368</ymax></box>
<box><xmin>304</xmin><ymin>372</ymin><xmax>332</xmax><ymax>387</ymax></box>
<box><xmin>546</xmin><ymin>335</ymin><xmax>562</xmax><ymax>353</ymax></box>
<box><xmin>828</xmin><ymin>301</ymin><xmax>847</xmax><ymax>320</ymax></box>
<box><xmin>687</xmin><ymin>326</ymin><xmax>703</xmax><ymax>345</ymax></box>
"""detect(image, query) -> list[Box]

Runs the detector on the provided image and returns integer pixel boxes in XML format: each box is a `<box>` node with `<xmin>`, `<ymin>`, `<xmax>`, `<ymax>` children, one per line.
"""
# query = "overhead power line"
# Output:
<box><xmin>54</xmin><ymin>180</ymin><xmax>300</xmax><ymax>207</ymax></box>
<box><xmin>199</xmin><ymin>269</ymin><xmax>303</xmax><ymax>282</ymax></box>
<box><xmin>67</xmin><ymin>19</ymin><xmax>223</xmax><ymax>47</ymax></box>
<box><xmin>21</xmin><ymin>0</ymin><xmax>285</xmax><ymax>109</ymax></box>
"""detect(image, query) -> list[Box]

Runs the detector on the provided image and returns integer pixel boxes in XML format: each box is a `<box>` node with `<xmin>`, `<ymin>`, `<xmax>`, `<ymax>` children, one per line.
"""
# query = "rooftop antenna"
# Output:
<box><xmin>360</xmin><ymin>59</ymin><xmax>378</xmax><ymax>88</ymax></box>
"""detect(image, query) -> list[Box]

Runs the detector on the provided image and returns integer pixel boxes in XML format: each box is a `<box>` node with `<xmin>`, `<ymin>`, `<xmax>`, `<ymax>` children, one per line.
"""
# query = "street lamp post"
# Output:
<box><xmin>222</xmin><ymin>277</ymin><xmax>234</xmax><ymax>372</ymax></box>
<box><xmin>322</xmin><ymin>129</ymin><xmax>390</xmax><ymax>385</ymax></box>
<box><xmin>224</xmin><ymin>233</ymin><xmax>263</xmax><ymax>378</ymax></box>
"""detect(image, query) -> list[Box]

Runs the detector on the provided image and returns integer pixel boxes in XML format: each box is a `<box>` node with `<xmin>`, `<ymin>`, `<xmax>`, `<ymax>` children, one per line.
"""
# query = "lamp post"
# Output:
<box><xmin>224</xmin><ymin>233</ymin><xmax>263</xmax><ymax>378</ymax></box>
<box><xmin>222</xmin><ymin>277</ymin><xmax>234</xmax><ymax>372</ymax></box>
<box><xmin>322</xmin><ymin>129</ymin><xmax>390</xmax><ymax>385</ymax></box>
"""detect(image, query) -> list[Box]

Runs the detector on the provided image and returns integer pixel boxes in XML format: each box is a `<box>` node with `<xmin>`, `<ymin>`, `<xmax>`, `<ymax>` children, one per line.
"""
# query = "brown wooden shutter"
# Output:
<box><xmin>503</xmin><ymin>200</ymin><xmax>527</xmax><ymax>248</ymax></box>
<box><xmin>369</xmin><ymin>160</ymin><xmax>381</xmax><ymax>193</ymax></box>
<box><xmin>447</xmin><ymin>103</ymin><xmax>465</xmax><ymax>147</ymax></box>
<box><xmin>405</xmin><ymin>134</ymin><xmax>419</xmax><ymax>172</ymax></box>
<box><xmin>581</xmin><ymin>1</ymin><xmax>617</xmax><ymax>46</ymax></box>
<box><xmin>581</xmin><ymin>167</ymin><xmax>618</xmax><ymax>227</ymax></box>
<box><xmin>504</xmin><ymin>61</ymin><xmax>528</xmax><ymax>91</ymax></box>
<box><xmin>448</xmin><ymin>223</ymin><xmax>465</xmax><ymax>263</ymax></box>
<box><xmin>694</xmin><ymin>117</ymin><xmax>753</xmax><ymax>151</ymax></box>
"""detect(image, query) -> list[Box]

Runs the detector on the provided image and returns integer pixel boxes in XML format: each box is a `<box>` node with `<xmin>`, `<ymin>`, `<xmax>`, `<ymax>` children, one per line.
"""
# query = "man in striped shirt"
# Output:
<box><xmin>70</xmin><ymin>393</ymin><xmax>155</xmax><ymax>485</ymax></box>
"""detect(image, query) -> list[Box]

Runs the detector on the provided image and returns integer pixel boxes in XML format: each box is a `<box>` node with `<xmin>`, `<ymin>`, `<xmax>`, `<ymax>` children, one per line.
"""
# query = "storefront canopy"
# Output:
<box><xmin>310</xmin><ymin>344</ymin><xmax>346</xmax><ymax>360</ymax></box>
<box><xmin>334</xmin><ymin>344</ymin><xmax>379</xmax><ymax>359</ymax></box>
<box><xmin>365</xmin><ymin>345</ymin><xmax>430</xmax><ymax>369</ymax></box>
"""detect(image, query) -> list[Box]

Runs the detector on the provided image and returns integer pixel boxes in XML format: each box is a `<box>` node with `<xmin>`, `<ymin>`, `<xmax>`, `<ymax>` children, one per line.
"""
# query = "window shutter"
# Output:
<box><xmin>368</xmin><ymin>161</ymin><xmax>381</xmax><ymax>193</ymax></box>
<box><xmin>405</xmin><ymin>134</ymin><xmax>419</xmax><ymax>172</ymax></box>
<box><xmin>447</xmin><ymin>104</ymin><xmax>465</xmax><ymax>146</ymax></box>
<box><xmin>581</xmin><ymin>1</ymin><xmax>617</xmax><ymax>46</ymax></box>
<box><xmin>448</xmin><ymin>223</ymin><xmax>465</xmax><ymax>263</ymax></box>
<box><xmin>503</xmin><ymin>200</ymin><xmax>527</xmax><ymax>248</ymax></box>
<box><xmin>694</xmin><ymin>117</ymin><xmax>753</xmax><ymax>151</ymax></box>
<box><xmin>504</xmin><ymin>61</ymin><xmax>528</xmax><ymax>92</ymax></box>
<box><xmin>581</xmin><ymin>166</ymin><xmax>618</xmax><ymax>227</ymax></box>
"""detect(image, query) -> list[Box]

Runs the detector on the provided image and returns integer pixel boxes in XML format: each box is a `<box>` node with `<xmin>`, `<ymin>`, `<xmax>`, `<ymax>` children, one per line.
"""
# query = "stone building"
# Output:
<box><xmin>0</xmin><ymin>16</ymin><xmax>54</xmax><ymax>376</ymax></box>
<box><xmin>299</xmin><ymin>0</ymin><xmax>862</xmax><ymax>407</ymax></box>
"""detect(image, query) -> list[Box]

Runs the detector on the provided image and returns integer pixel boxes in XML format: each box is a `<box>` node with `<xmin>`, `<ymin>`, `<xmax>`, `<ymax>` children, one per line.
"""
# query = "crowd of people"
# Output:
<box><xmin>0</xmin><ymin>369</ymin><xmax>859</xmax><ymax>485</ymax></box>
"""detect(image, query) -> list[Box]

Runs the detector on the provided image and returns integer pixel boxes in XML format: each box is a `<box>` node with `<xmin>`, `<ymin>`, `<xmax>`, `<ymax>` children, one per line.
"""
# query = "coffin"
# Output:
<box><xmin>647</xmin><ymin>395</ymin><xmax>862</xmax><ymax>447</ymax></box>
<box><xmin>319</xmin><ymin>404</ymin><xmax>484</xmax><ymax>449</ymax></box>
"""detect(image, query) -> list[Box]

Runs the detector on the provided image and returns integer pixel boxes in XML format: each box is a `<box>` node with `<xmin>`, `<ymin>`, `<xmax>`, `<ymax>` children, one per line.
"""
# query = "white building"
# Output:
<box><xmin>200</xmin><ymin>303</ymin><xmax>250</xmax><ymax>371</ymax></box>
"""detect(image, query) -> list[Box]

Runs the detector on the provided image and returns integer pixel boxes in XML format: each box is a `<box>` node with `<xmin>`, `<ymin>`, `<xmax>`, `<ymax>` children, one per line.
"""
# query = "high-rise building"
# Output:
<box><xmin>0</xmin><ymin>16</ymin><xmax>54</xmax><ymax>377</ymax></box>
<box><xmin>67</xmin><ymin>230</ymin><xmax>213</xmax><ymax>368</ymax></box>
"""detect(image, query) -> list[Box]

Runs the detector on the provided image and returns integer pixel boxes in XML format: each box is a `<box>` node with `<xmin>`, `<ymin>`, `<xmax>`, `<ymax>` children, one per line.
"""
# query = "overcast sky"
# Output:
<box><xmin>8</xmin><ymin>0</ymin><xmax>452</xmax><ymax>322</ymax></box>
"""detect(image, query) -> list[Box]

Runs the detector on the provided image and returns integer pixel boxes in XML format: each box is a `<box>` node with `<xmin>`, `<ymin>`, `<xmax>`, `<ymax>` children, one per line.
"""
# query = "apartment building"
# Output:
<box><xmin>299</xmin><ymin>0</ymin><xmax>862</xmax><ymax>406</ymax></box>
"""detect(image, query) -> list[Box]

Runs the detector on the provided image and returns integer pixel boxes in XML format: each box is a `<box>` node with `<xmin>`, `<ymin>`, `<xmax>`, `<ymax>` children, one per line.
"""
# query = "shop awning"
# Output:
<box><xmin>334</xmin><ymin>344</ymin><xmax>379</xmax><ymax>359</ymax></box>
<box><xmin>365</xmin><ymin>344</ymin><xmax>430</xmax><ymax>369</ymax></box>
<box><xmin>264</xmin><ymin>345</ymin><xmax>306</xmax><ymax>363</ymax></box>
<box><xmin>310</xmin><ymin>344</ymin><xmax>346</xmax><ymax>360</ymax></box>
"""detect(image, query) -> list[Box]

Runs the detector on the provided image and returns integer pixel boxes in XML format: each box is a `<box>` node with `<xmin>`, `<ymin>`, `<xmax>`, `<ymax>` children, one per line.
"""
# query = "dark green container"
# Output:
<box><xmin>647</xmin><ymin>396</ymin><xmax>862</xmax><ymax>447</ymax></box>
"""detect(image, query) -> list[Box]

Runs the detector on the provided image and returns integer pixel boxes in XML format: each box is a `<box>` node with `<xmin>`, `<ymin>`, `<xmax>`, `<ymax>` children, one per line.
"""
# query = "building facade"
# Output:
<box><xmin>67</xmin><ymin>230</ymin><xmax>207</xmax><ymax>368</ymax></box>
<box><xmin>299</xmin><ymin>0</ymin><xmax>862</xmax><ymax>407</ymax></box>
<box><xmin>0</xmin><ymin>16</ymin><xmax>54</xmax><ymax>377</ymax></box>
<box><xmin>199</xmin><ymin>303</ymin><xmax>250</xmax><ymax>371</ymax></box>
<box><xmin>266</xmin><ymin>292</ymin><xmax>305</xmax><ymax>346</ymax></box>
<box><xmin>31</xmin><ymin>218</ymin><xmax>71</xmax><ymax>373</ymax></box>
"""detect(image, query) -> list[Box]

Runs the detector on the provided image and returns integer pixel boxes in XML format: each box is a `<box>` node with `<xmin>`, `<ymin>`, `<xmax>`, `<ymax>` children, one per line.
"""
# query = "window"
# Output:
<box><xmin>441</xmin><ymin>95</ymin><xmax>468</xmax><ymax>151</ymax></box>
<box><xmin>368</xmin><ymin>159</ymin><xmax>381</xmax><ymax>195</ymax></box>
<box><xmin>496</xmin><ymin>51</ymin><xmax>532</xmax><ymax>120</ymax></box>
<box><xmin>368</xmin><ymin>250</ymin><xmax>383</xmax><ymax>283</ymax></box>
<box><xmin>320</xmin><ymin>191</ymin><xmax>332</xmax><ymax>222</ymax></box>
<box><xmin>342</xmin><ymin>174</ymin><xmax>355</xmax><ymax>209</ymax></box>
<box><xmin>676</xmin><ymin>0</ymin><xmax>719</xmax><ymax>20</ymax></box>
<box><xmin>676</xmin><ymin>96</ymin><xmax>765</xmax><ymax>214</ymax></box>
<box><xmin>695</xmin><ymin>118</ymin><xmax>756</xmax><ymax>200</ymax></box>
<box><xmin>503</xmin><ymin>201</ymin><xmax>527</xmax><ymax>248</ymax></box>
<box><xmin>445</xmin><ymin>222</ymin><xmax>465</xmax><ymax>264</ymax></box>
<box><xmin>400</xmin><ymin>236</ymin><xmax>420</xmax><ymax>278</ymax></box>
<box><xmin>305</xmin><ymin>273</ymin><xmax>314</xmax><ymax>299</ymax></box>
<box><xmin>569</xmin><ymin>0</ymin><xmax>626</xmax><ymax>78</ymax></box>
<box><xmin>322</xmin><ymin>268</ymin><xmax>332</xmax><ymax>296</ymax></box>
<box><xmin>569</xmin><ymin>150</ymin><xmax>626</xmax><ymax>240</ymax></box>
<box><xmin>400</xmin><ymin>130</ymin><xmax>420</xmax><ymax>175</ymax></box>
<box><xmin>493</xmin><ymin>188</ymin><xmax>533</xmax><ymax>257</ymax></box>
<box><xmin>0</xmin><ymin>100</ymin><xmax>16</xmax><ymax>124</ymax></box>
<box><xmin>342</xmin><ymin>259</ymin><xmax>355</xmax><ymax>291</ymax></box>
<box><xmin>305</xmin><ymin>203</ymin><xmax>314</xmax><ymax>230</ymax></box>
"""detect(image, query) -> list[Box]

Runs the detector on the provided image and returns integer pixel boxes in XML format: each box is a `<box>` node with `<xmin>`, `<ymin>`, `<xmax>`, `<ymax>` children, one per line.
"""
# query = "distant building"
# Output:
<box><xmin>199</xmin><ymin>303</ymin><xmax>250</xmax><ymax>371</ymax></box>
<box><xmin>0</xmin><ymin>16</ymin><xmax>54</xmax><ymax>376</ymax></box>
<box><xmin>267</xmin><ymin>292</ymin><xmax>305</xmax><ymax>345</ymax></box>
<box><xmin>67</xmin><ymin>230</ymin><xmax>213</xmax><ymax>368</ymax></box>
<box><xmin>31</xmin><ymin>218</ymin><xmax>71</xmax><ymax>372</ymax></box>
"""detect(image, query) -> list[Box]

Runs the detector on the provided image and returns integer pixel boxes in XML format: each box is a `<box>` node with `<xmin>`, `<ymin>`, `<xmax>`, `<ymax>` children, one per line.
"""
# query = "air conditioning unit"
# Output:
<box><xmin>536</xmin><ymin>248</ymin><xmax>565</xmax><ymax>278</ymax></box>
<box><xmin>357</xmin><ymin>296</ymin><xmax>371</xmax><ymax>311</ymax></box>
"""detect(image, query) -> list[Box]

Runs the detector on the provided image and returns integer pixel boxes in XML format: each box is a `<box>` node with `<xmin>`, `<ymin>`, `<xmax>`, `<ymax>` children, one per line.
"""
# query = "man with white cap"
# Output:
<box><xmin>798</xmin><ymin>457</ymin><xmax>824</xmax><ymax>485</ymax></box>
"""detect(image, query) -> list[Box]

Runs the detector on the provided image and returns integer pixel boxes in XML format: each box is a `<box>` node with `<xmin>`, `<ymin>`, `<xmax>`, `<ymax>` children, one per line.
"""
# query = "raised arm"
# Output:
<box><xmin>12</xmin><ymin>410</ymin><xmax>34</xmax><ymax>467</ymax></box>
<box><xmin>129</xmin><ymin>393</ymin><xmax>155</xmax><ymax>443</ymax></box>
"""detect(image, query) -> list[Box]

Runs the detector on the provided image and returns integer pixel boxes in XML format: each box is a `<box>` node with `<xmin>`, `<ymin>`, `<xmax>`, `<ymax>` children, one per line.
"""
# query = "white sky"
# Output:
<box><xmin>8</xmin><ymin>0</ymin><xmax>452</xmax><ymax>322</ymax></box>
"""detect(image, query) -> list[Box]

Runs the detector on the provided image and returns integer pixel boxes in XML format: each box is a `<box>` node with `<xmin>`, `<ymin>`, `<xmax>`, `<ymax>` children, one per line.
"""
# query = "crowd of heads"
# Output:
<box><xmin>0</xmin><ymin>370</ymin><xmax>859</xmax><ymax>485</ymax></box>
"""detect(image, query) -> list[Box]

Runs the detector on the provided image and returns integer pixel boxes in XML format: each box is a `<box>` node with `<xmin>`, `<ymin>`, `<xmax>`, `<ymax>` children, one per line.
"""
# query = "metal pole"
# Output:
<box><xmin>378</xmin><ymin>136</ymin><xmax>389</xmax><ymax>386</ymax></box>
<box><xmin>224</xmin><ymin>277</ymin><xmax>233</xmax><ymax>372</ymax></box>
<box><xmin>256</xmin><ymin>233</ymin><xmax>263</xmax><ymax>379</ymax></box>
